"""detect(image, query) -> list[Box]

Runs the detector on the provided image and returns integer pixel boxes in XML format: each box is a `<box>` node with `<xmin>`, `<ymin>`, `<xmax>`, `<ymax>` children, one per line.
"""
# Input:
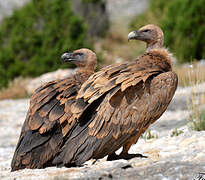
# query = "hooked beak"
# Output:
<box><xmin>61</xmin><ymin>52</ymin><xmax>75</xmax><ymax>62</ymax></box>
<box><xmin>128</xmin><ymin>30</ymin><xmax>142</xmax><ymax>41</ymax></box>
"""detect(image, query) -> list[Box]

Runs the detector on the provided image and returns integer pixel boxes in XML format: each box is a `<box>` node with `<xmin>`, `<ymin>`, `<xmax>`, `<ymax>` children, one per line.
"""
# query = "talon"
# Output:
<box><xmin>107</xmin><ymin>153</ymin><xmax>119</xmax><ymax>161</ymax></box>
<box><xmin>107</xmin><ymin>152</ymin><xmax>147</xmax><ymax>161</ymax></box>
<box><xmin>119</xmin><ymin>153</ymin><xmax>147</xmax><ymax>160</ymax></box>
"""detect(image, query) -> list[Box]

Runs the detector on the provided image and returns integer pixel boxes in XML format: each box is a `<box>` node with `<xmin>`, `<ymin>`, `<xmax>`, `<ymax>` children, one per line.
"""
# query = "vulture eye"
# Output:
<box><xmin>75</xmin><ymin>52</ymin><xmax>84</xmax><ymax>56</ymax></box>
<box><xmin>143</xmin><ymin>29</ymin><xmax>150</xmax><ymax>33</ymax></box>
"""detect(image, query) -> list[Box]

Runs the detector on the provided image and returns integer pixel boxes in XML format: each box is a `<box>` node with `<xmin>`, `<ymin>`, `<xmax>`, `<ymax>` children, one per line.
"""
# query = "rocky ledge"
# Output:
<box><xmin>0</xmin><ymin>84</ymin><xmax>205</xmax><ymax>180</ymax></box>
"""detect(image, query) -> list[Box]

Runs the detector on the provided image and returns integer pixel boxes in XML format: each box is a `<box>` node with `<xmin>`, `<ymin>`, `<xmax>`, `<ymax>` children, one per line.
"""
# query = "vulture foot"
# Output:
<box><xmin>107</xmin><ymin>152</ymin><xmax>147</xmax><ymax>161</ymax></box>
<box><xmin>107</xmin><ymin>153</ymin><xmax>119</xmax><ymax>161</ymax></box>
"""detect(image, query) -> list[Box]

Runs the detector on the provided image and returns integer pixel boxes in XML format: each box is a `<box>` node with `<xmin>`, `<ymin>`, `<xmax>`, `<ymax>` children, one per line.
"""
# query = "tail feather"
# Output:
<box><xmin>52</xmin><ymin>124</ymin><xmax>114</xmax><ymax>166</ymax></box>
<box><xmin>11</xmin><ymin>125</ymin><xmax>63</xmax><ymax>171</ymax></box>
<box><xmin>52</xmin><ymin>123</ymin><xmax>136</xmax><ymax>167</ymax></box>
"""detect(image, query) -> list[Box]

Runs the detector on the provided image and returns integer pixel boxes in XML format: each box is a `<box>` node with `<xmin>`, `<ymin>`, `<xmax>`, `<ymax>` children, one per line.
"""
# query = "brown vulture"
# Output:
<box><xmin>51</xmin><ymin>24</ymin><xmax>178</xmax><ymax>166</ymax></box>
<box><xmin>11</xmin><ymin>48</ymin><xmax>97</xmax><ymax>171</ymax></box>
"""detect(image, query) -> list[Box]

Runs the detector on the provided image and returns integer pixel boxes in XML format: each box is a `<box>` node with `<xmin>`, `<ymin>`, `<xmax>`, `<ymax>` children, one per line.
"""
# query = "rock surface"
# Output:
<box><xmin>106</xmin><ymin>0</ymin><xmax>148</xmax><ymax>22</ymax></box>
<box><xmin>71</xmin><ymin>0</ymin><xmax>109</xmax><ymax>38</ymax></box>
<box><xmin>0</xmin><ymin>84</ymin><xmax>205</xmax><ymax>180</ymax></box>
<box><xmin>0</xmin><ymin>0</ymin><xmax>148</xmax><ymax>24</ymax></box>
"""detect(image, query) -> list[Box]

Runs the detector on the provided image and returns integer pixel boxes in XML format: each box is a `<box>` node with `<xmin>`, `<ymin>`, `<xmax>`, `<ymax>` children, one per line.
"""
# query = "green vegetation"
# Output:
<box><xmin>130</xmin><ymin>0</ymin><xmax>205</xmax><ymax>63</ymax></box>
<box><xmin>191</xmin><ymin>110</ymin><xmax>205</xmax><ymax>131</ymax></box>
<box><xmin>141</xmin><ymin>129</ymin><xmax>158</xmax><ymax>140</ymax></box>
<box><xmin>82</xmin><ymin>0</ymin><xmax>101</xmax><ymax>4</ymax></box>
<box><xmin>170</xmin><ymin>128</ymin><xmax>183</xmax><ymax>137</ymax></box>
<box><xmin>0</xmin><ymin>0</ymin><xmax>90</xmax><ymax>88</ymax></box>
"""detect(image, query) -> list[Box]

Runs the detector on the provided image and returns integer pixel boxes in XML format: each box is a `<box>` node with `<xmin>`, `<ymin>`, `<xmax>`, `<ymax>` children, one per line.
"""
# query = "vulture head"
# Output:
<box><xmin>128</xmin><ymin>24</ymin><xmax>164</xmax><ymax>51</ymax></box>
<box><xmin>61</xmin><ymin>48</ymin><xmax>97</xmax><ymax>71</ymax></box>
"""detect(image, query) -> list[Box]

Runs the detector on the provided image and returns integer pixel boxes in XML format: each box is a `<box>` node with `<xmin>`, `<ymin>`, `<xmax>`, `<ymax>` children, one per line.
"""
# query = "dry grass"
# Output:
<box><xmin>0</xmin><ymin>77</ymin><xmax>30</xmax><ymax>100</ymax></box>
<box><xmin>190</xmin><ymin>110</ymin><xmax>205</xmax><ymax>131</ymax></box>
<box><xmin>188</xmin><ymin>87</ymin><xmax>205</xmax><ymax>131</ymax></box>
<box><xmin>176</xmin><ymin>61</ymin><xmax>205</xmax><ymax>131</ymax></box>
<box><xmin>174</xmin><ymin>63</ymin><xmax>205</xmax><ymax>87</ymax></box>
<box><xmin>188</xmin><ymin>86</ymin><xmax>205</xmax><ymax>131</ymax></box>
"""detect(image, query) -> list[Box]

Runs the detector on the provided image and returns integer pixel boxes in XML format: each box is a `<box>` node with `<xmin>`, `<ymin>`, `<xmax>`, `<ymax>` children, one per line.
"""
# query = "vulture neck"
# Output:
<box><xmin>145</xmin><ymin>46</ymin><xmax>173</xmax><ymax>72</ymax></box>
<box><xmin>76</xmin><ymin>68</ymin><xmax>94</xmax><ymax>75</ymax></box>
<box><xmin>75</xmin><ymin>68</ymin><xmax>94</xmax><ymax>84</ymax></box>
<box><xmin>146</xmin><ymin>41</ymin><xmax>163</xmax><ymax>52</ymax></box>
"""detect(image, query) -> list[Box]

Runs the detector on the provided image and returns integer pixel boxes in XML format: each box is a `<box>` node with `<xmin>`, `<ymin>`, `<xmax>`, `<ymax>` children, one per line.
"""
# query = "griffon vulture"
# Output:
<box><xmin>52</xmin><ymin>24</ymin><xmax>178</xmax><ymax>166</ymax></box>
<box><xmin>11</xmin><ymin>48</ymin><xmax>97</xmax><ymax>171</ymax></box>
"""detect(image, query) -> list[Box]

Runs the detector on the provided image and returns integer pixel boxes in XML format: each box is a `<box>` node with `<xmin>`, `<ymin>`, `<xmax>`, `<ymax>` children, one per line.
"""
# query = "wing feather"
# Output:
<box><xmin>48</xmin><ymin>102</ymin><xmax>65</xmax><ymax>122</ymax></box>
<box><xmin>38</xmin><ymin>98</ymin><xmax>58</xmax><ymax>117</ymax></box>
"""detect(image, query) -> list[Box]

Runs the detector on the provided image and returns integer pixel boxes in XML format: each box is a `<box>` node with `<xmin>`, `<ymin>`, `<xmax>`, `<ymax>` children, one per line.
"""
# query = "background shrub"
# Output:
<box><xmin>130</xmin><ymin>0</ymin><xmax>205</xmax><ymax>63</ymax></box>
<box><xmin>0</xmin><ymin>0</ymin><xmax>108</xmax><ymax>88</ymax></box>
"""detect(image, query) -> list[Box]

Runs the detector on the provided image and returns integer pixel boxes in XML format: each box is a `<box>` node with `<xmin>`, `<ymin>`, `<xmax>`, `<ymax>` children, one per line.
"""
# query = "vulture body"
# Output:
<box><xmin>52</xmin><ymin>24</ymin><xmax>178</xmax><ymax>166</ymax></box>
<box><xmin>11</xmin><ymin>48</ymin><xmax>97</xmax><ymax>171</ymax></box>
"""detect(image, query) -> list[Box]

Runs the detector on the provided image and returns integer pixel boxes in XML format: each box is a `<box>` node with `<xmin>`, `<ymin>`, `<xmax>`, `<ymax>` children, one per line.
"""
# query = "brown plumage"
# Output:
<box><xmin>11</xmin><ymin>48</ymin><xmax>97</xmax><ymax>171</ymax></box>
<box><xmin>52</xmin><ymin>24</ymin><xmax>178</xmax><ymax>166</ymax></box>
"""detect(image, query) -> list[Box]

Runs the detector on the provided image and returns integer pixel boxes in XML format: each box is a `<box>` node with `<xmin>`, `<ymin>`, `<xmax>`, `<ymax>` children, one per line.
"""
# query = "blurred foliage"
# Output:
<box><xmin>71</xmin><ymin>0</ymin><xmax>109</xmax><ymax>38</ymax></box>
<box><xmin>0</xmin><ymin>0</ymin><xmax>107</xmax><ymax>88</ymax></box>
<box><xmin>130</xmin><ymin>0</ymin><xmax>205</xmax><ymax>63</ymax></box>
<box><xmin>82</xmin><ymin>0</ymin><xmax>101</xmax><ymax>4</ymax></box>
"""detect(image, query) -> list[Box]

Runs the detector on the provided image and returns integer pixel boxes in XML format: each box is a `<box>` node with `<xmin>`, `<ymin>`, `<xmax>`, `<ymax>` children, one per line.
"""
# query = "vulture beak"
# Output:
<box><xmin>128</xmin><ymin>31</ymin><xmax>150</xmax><ymax>41</ymax></box>
<box><xmin>61</xmin><ymin>52</ymin><xmax>76</xmax><ymax>62</ymax></box>
<box><xmin>128</xmin><ymin>30</ymin><xmax>141</xmax><ymax>41</ymax></box>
